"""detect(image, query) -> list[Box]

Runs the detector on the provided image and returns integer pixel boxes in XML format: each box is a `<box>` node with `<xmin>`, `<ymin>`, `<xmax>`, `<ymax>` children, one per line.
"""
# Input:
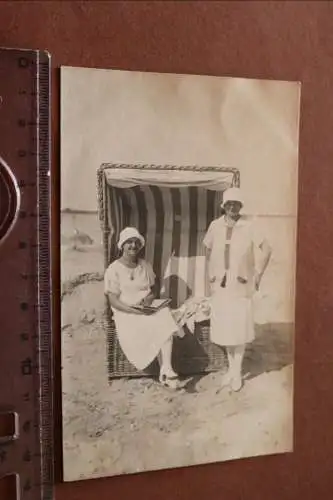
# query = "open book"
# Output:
<box><xmin>132</xmin><ymin>298</ymin><xmax>171</xmax><ymax>314</ymax></box>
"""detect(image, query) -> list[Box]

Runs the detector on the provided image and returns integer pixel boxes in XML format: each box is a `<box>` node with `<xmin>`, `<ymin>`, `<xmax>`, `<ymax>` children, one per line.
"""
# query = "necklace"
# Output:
<box><xmin>120</xmin><ymin>257</ymin><xmax>137</xmax><ymax>280</ymax></box>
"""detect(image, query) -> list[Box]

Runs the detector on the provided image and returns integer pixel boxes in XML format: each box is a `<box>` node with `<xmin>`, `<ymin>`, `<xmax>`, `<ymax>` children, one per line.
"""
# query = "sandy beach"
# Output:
<box><xmin>61</xmin><ymin>212</ymin><xmax>294</xmax><ymax>482</ymax></box>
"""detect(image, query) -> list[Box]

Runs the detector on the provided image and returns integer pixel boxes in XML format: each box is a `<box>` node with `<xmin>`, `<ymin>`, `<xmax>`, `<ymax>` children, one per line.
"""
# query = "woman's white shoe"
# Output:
<box><xmin>159</xmin><ymin>370</ymin><xmax>180</xmax><ymax>389</ymax></box>
<box><xmin>230</xmin><ymin>375</ymin><xmax>243</xmax><ymax>392</ymax></box>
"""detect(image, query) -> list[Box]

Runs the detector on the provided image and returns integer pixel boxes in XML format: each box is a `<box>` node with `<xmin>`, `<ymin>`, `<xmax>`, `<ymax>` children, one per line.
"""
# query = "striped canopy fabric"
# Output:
<box><xmin>98</xmin><ymin>164</ymin><xmax>240</xmax><ymax>309</ymax></box>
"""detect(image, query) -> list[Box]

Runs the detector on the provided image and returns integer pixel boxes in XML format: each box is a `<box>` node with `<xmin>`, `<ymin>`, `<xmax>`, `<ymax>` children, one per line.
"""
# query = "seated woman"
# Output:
<box><xmin>104</xmin><ymin>226</ymin><xmax>180</xmax><ymax>389</ymax></box>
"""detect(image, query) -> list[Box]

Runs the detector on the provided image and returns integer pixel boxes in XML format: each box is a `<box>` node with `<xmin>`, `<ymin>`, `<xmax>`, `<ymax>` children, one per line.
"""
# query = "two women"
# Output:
<box><xmin>105</xmin><ymin>186</ymin><xmax>271</xmax><ymax>393</ymax></box>
<box><xmin>203</xmin><ymin>187</ymin><xmax>272</xmax><ymax>392</ymax></box>
<box><xmin>104</xmin><ymin>227</ymin><xmax>180</xmax><ymax>388</ymax></box>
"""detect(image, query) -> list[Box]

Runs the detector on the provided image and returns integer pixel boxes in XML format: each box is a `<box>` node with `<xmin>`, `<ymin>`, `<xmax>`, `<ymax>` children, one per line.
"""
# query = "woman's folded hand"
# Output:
<box><xmin>129</xmin><ymin>304</ymin><xmax>155</xmax><ymax>315</ymax></box>
<box><xmin>254</xmin><ymin>272</ymin><xmax>262</xmax><ymax>291</ymax></box>
<box><xmin>128</xmin><ymin>305</ymin><xmax>146</xmax><ymax>315</ymax></box>
<box><xmin>140</xmin><ymin>295</ymin><xmax>154</xmax><ymax>306</ymax></box>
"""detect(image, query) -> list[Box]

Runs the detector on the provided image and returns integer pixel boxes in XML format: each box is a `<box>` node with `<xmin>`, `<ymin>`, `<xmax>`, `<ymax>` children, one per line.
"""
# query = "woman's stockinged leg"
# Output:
<box><xmin>221</xmin><ymin>347</ymin><xmax>235</xmax><ymax>386</ymax></box>
<box><xmin>230</xmin><ymin>344</ymin><xmax>246</xmax><ymax>391</ymax></box>
<box><xmin>159</xmin><ymin>336</ymin><xmax>178</xmax><ymax>380</ymax></box>
<box><xmin>222</xmin><ymin>344</ymin><xmax>246</xmax><ymax>391</ymax></box>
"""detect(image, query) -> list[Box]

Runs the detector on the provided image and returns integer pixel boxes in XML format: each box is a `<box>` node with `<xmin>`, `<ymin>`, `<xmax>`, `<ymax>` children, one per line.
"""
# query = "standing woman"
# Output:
<box><xmin>203</xmin><ymin>187</ymin><xmax>272</xmax><ymax>392</ymax></box>
<box><xmin>104</xmin><ymin>227</ymin><xmax>180</xmax><ymax>388</ymax></box>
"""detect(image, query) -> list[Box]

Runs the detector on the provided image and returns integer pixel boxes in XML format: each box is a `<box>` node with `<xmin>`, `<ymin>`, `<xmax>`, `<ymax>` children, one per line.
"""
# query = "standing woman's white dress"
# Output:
<box><xmin>104</xmin><ymin>259</ymin><xmax>179</xmax><ymax>370</ymax></box>
<box><xmin>203</xmin><ymin>216</ymin><xmax>264</xmax><ymax>347</ymax></box>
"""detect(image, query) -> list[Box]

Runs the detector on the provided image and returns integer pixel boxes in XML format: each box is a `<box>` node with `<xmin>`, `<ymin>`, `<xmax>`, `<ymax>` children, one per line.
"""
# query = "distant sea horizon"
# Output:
<box><xmin>61</xmin><ymin>209</ymin><xmax>295</xmax><ymax>218</ymax></box>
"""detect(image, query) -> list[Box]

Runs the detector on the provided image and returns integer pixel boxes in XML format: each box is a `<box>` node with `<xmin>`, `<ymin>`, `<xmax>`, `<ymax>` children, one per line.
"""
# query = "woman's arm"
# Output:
<box><xmin>255</xmin><ymin>239</ymin><xmax>272</xmax><ymax>290</ymax></box>
<box><xmin>107</xmin><ymin>292</ymin><xmax>145</xmax><ymax>315</ymax></box>
<box><xmin>203</xmin><ymin>222</ymin><xmax>215</xmax><ymax>296</ymax></box>
<box><xmin>141</xmin><ymin>283</ymin><xmax>158</xmax><ymax>306</ymax></box>
<box><xmin>204</xmin><ymin>247</ymin><xmax>214</xmax><ymax>296</ymax></box>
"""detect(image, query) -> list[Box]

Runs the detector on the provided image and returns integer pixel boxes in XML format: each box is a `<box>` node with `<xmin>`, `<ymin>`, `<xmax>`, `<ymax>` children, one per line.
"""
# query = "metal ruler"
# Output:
<box><xmin>0</xmin><ymin>48</ymin><xmax>53</xmax><ymax>500</ymax></box>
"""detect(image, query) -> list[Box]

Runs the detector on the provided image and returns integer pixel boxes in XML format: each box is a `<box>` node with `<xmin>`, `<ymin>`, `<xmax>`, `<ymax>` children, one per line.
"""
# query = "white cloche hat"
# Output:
<box><xmin>117</xmin><ymin>227</ymin><xmax>145</xmax><ymax>250</ymax></box>
<box><xmin>221</xmin><ymin>187</ymin><xmax>244</xmax><ymax>208</ymax></box>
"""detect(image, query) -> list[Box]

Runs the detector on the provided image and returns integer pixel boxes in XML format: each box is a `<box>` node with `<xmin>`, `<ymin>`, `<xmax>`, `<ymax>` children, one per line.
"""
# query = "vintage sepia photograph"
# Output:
<box><xmin>61</xmin><ymin>67</ymin><xmax>301</xmax><ymax>481</ymax></box>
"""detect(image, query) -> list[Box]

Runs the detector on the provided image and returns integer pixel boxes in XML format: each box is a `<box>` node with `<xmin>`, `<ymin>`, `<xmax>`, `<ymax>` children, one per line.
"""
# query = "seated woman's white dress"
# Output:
<box><xmin>104</xmin><ymin>259</ymin><xmax>179</xmax><ymax>370</ymax></box>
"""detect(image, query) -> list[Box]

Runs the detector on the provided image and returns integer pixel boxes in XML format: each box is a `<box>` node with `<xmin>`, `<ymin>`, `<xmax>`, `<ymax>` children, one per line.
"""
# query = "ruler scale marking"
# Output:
<box><xmin>0</xmin><ymin>48</ymin><xmax>53</xmax><ymax>500</ymax></box>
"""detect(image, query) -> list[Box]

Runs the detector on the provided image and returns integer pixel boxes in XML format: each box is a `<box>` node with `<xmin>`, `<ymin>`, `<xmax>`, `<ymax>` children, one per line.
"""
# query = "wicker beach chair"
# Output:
<box><xmin>97</xmin><ymin>163</ymin><xmax>240</xmax><ymax>379</ymax></box>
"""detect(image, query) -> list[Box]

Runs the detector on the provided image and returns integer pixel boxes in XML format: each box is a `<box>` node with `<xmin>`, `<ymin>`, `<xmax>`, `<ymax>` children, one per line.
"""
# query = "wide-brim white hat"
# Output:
<box><xmin>221</xmin><ymin>187</ymin><xmax>244</xmax><ymax>208</ymax></box>
<box><xmin>117</xmin><ymin>227</ymin><xmax>145</xmax><ymax>250</ymax></box>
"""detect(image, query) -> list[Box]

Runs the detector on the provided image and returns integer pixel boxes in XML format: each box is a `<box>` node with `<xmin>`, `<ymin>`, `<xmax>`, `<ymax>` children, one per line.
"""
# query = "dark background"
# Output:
<box><xmin>1</xmin><ymin>1</ymin><xmax>333</xmax><ymax>498</ymax></box>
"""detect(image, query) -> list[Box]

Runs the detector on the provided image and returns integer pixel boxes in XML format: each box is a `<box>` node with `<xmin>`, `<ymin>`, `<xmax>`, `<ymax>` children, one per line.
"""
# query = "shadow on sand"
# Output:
<box><xmin>243</xmin><ymin>322</ymin><xmax>294</xmax><ymax>380</ymax></box>
<box><xmin>174</xmin><ymin>321</ymin><xmax>294</xmax><ymax>392</ymax></box>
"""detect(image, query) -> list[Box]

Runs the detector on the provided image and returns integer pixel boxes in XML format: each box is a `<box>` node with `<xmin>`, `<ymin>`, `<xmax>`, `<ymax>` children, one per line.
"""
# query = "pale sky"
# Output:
<box><xmin>61</xmin><ymin>67</ymin><xmax>300</xmax><ymax>215</ymax></box>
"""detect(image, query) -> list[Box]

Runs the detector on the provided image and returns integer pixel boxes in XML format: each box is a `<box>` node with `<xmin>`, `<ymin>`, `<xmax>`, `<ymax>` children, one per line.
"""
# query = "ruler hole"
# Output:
<box><xmin>0</xmin><ymin>157</ymin><xmax>20</xmax><ymax>245</ymax></box>
<box><xmin>0</xmin><ymin>411</ymin><xmax>19</xmax><ymax>443</ymax></box>
<box><xmin>0</xmin><ymin>474</ymin><xmax>19</xmax><ymax>500</ymax></box>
